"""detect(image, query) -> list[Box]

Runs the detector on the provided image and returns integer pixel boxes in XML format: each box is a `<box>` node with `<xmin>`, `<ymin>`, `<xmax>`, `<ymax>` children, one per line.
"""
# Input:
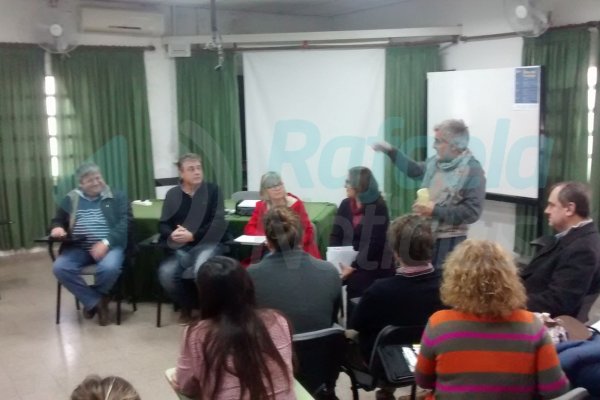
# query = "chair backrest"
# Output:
<box><xmin>577</xmin><ymin>293</ymin><xmax>600</xmax><ymax>323</ymax></box>
<box><xmin>292</xmin><ymin>324</ymin><xmax>346</xmax><ymax>396</ymax></box>
<box><xmin>369</xmin><ymin>325</ymin><xmax>425</xmax><ymax>385</ymax></box>
<box><xmin>232</xmin><ymin>191</ymin><xmax>261</xmax><ymax>203</ymax></box>
<box><xmin>155</xmin><ymin>177</ymin><xmax>180</xmax><ymax>200</ymax></box>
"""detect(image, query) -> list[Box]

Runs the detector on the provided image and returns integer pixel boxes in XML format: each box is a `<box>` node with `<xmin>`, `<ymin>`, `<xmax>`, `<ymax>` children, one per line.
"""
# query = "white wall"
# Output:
<box><xmin>171</xmin><ymin>6</ymin><xmax>332</xmax><ymax>35</ymax></box>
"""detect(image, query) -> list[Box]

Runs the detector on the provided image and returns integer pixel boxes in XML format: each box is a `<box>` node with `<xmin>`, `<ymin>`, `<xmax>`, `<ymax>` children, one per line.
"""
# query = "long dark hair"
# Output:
<box><xmin>196</xmin><ymin>256</ymin><xmax>291</xmax><ymax>399</ymax></box>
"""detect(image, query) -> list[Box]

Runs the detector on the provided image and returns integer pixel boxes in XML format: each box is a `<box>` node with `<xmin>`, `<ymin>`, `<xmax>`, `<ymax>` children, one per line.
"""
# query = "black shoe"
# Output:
<box><xmin>82</xmin><ymin>306</ymin><xmax>97</xmax><ymax>319</ymax></box>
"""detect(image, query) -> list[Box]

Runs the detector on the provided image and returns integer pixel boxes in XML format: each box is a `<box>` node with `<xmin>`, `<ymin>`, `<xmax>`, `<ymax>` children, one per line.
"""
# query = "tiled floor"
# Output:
<box><xmin>0</xmin><ymin>251</ymin><xmax>389</xmax><ymax>400</ymax></box>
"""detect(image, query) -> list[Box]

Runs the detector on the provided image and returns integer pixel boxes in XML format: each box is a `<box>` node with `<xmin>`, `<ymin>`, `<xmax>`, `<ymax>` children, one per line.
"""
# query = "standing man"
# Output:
<box><xmin>158</xmin><ymin>153</ymin><xmax>228</xmax><ymax>323</ymax></box>
<box><xmin>51</xmin><ymin>163</ymin><xmax>131</xmax><ymax>326</ymax></box>
<box><xmin>373</xmin><ymin>119</ymin><xmax>486</xmax><ymax>267</ymax></box>
<box><xmin>521</xmin><ymin>181</ymin><xmax>600</xmax><ymax>320</ymax></box>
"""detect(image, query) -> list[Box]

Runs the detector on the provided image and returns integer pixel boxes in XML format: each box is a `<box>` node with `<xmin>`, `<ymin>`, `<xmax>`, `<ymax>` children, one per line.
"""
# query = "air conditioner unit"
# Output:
<box><xmin>167</xmin><ymin>43</ymin><xmax>191</xmax><ymax>57</ymax></box>
<box><xmin>80</xmin><ymin>7</ymin><xmax>165</xmax><ymax>36</ymax></box>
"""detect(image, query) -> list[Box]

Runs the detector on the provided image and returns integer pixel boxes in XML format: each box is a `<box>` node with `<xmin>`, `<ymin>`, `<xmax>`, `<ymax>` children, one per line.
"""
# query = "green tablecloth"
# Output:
<box><xmin>131</xmin><ymin>200</ymin><xmax>337</xmax><ymax>301</ymax></box>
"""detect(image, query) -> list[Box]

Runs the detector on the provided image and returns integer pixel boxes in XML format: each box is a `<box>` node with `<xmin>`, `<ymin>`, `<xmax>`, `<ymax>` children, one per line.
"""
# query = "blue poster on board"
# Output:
<box><xmin>515</xmin><ymin>66</ymin><xmax>540</xmax><ymax>105</ymax></box>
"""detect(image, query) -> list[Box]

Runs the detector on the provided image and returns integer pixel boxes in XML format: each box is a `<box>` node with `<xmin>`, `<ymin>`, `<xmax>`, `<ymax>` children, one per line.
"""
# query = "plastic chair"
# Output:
<box><xmin>341</xmin><ymin>325</ymin><xmax>424</xmax><ymax>400</ymax></box>
<box><xmin>293</xmin><ymin>324</ymin><xmax>346</xmax><ymax>398</ymax></box>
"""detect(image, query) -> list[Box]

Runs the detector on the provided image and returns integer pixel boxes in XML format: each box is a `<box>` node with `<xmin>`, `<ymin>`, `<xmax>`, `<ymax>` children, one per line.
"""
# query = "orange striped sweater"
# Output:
<box><xmin>415</xmin><ymin>309</ymin><xmax>569</xmax><ymax>399</ymax></box>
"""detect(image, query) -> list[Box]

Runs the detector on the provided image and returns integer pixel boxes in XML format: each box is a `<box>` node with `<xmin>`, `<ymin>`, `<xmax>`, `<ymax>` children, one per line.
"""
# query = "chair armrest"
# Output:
<box><xmin>34</xmin><ymin>235</ymin><xmax>84</xmax><ymax>261</ymax></box>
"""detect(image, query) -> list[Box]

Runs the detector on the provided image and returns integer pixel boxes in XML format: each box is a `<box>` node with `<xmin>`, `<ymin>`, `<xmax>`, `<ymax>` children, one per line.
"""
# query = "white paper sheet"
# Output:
<box><xmin>326</xmin><ymin>246</ymin><xmax>358</xmax><ymax>273</ymax></box>
<box><xmin>234</xmin><ymin>235</ymin><xmax>266</xmax><ymax>246</ymax></box>
<box><xmin>237</xmin><ymin>199</ymin><xmax>260</xmax><ymax>208</ymax></box>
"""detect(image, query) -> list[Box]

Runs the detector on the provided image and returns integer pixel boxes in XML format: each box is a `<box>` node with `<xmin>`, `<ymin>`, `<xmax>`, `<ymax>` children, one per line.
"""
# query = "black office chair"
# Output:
<box><xmin>341</xmin><ymin>325</ymin><xmax>424</xmax><ymax>400</ymax></box>
<box><xmin>292</xmin><ymin>324</ymin><xmax>346</xmax><ymax>399</ymax></box>
<box><xmin>36</xmin><ymin>235</ymin><xmax>137</xmax><ymax>325</ymax></box>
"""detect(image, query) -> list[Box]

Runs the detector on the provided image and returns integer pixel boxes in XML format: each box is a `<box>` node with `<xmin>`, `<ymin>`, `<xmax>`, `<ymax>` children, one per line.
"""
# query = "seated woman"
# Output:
<box><xmin>329</xmin><ymin>166</ymin><xmax>394</xmax><ymax>314</ymax></box>
<box><xmin>248</xmin><ymin>207</ymin><xmax>341</xmax><ymax>334</ymax></box>
<box><xmin>173</xmin><ymin>256</ymin><xmax>294</xmax><ymax>400</ymax></box>
<box><xmin>415</xmin><ymin>240</ymin><xmax>569</xmax><ymax>400</ymax></box>
<box><xmin>244</xmin><ymin>171</ymin><xmax>320</xmax><ymax>260</ymax></box>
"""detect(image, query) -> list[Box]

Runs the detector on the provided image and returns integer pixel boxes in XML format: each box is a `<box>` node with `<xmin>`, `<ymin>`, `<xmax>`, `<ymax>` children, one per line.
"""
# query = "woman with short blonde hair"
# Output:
<box><xmin>415</xmin><ymin>240</ymin><xmax>569</xmax><ymax>399</ymax></box>
<box><xmin>244</xmin><ymin>171</ymin><xmax>320</xmax><ymax>260</ymax></box>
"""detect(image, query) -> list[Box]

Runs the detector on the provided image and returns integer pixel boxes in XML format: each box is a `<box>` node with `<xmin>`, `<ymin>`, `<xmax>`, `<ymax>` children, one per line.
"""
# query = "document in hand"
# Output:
<box><xmin>326</xmin><ymin>246</ymin><xmax>358</xmax><ymax>273</ymax></box>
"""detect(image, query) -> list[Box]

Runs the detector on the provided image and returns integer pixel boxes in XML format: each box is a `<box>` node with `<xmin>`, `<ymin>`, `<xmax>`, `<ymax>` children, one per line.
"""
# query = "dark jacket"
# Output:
<box><xmin>521</xmin><ymin>222</ymin><xmax>600</xmax><ymax>317</ymax></box>
<box><xmin>248</xmin><ymin>249</ymin><xmax>341</xmax><ymax>334</ymax></box>
<box><xmin>159</xmin><ymin>182</ymin><xmax>227</xmax><ymax>251</ymax></box>
<box><xmin>329</xmin><ymin>197</ymin><xmax>394</xmax><ymax>298</ymax></box>
<box><xmin>351</xmin><ymin>270</ymin><xmax>445</xmax><ymax>360</ymax></box>
<box><xmin>50</xmin><ymin>187</ymin><xmax>131</xmax><ymax>249</ymax></box>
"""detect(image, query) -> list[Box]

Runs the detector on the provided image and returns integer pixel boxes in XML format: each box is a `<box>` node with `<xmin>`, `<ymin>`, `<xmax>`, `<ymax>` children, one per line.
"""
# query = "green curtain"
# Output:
<box><xmin>384</xmin><ymin>46</ymin><xmax>440</xmax><ymax>218</ymax></box>
<box><xmin>176</xmin><ymin>50</ymin><xmax>242</xmax><ymax>199</ymax></box>
<box><xmin>51</xmin><ymin>47</ymin><xmax>154</xmax><ymax>201</ymax></box>
<box><xmin>0</xmin><ymin>46</ymin><xmax>53</xmax><ymax>249</ymax></box>
<box><xmin>515</xmin><ymin>28</ymin><xmax>590</xmax><ymax>256</ymax></box>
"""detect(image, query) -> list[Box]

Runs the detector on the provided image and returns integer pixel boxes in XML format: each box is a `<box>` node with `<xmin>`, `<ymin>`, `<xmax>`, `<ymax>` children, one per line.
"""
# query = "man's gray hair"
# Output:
<box><xmin>435</xmin><ymin>119</ymin><xmax>469</xmax><ymax>151</ymax></box>
<box><xmin>75</xmin><ymin>162</ymin><xmax>101</xmax><ymax>182</ymax></box>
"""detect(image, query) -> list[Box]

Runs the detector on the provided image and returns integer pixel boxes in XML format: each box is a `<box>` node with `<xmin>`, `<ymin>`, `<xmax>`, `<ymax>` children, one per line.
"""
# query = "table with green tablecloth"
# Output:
<box><xmin>131</xmin><ymin>199</ymin><xmax>337</xmax><ymax>301</ymax></box>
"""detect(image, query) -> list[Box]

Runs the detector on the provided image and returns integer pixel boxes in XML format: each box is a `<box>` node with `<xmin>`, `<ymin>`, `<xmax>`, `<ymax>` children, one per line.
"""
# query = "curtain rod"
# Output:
<box><xmin>220</xmin><ymin>37</ymin><xmax>457</xmax><ymax>52</ymax></box>
<box><xmin>461</xmin><ymin>20</ymin><xmax>600</xmax><ymax>42</ymax></box>
<box><xmin>0</xmin><ymin>42</ymin><xmax>155</xmax><ymax>51</ymax></box>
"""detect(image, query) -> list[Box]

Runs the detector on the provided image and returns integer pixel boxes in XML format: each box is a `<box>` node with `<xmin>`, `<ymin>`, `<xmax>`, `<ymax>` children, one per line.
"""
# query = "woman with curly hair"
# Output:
<box><xmin>172</xmin><ymin>256</ymin><xmax>294</xmax><ymax>399</ymax></box>
<box><xmin>415</xmin><ymin>240</ymin><xmax>569</xmax><ymax>399</ymax></box>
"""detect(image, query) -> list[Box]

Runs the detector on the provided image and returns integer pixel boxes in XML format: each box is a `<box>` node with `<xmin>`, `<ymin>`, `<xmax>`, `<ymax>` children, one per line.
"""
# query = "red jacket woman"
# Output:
<box><xmin>243</xmin><ymin>172</ymin><xmax>321</xmax><ymax>259</ymax></box>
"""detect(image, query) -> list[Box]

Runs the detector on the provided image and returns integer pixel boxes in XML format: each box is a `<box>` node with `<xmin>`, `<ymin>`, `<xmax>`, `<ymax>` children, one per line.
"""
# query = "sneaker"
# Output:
<box><xmin>97</xmin><ymin>296</ymin><xmax>110</xmax><ymax>326</ymax></box>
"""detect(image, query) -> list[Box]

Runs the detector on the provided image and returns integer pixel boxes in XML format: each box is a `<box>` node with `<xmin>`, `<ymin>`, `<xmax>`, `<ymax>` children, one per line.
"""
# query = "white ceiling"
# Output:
<box><xmin>90</xmin><ymin>0</ymin><xmax>414</xmax><ymax>17</ymax></box>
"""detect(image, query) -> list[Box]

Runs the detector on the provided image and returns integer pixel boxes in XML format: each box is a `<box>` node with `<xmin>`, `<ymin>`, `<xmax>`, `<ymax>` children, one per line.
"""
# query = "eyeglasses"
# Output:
<box><xmin>434</xmin><ymin>137</ymin><xmax>449</xmax><ymax>145</ymax></box>
<box><xmin>345</xmin><ymin>179</ymin><xmax>355</xmax><ymax>188</ymax></box>
<box><xmin>266</xmin><ymin>183</ymin><xmax>283</xmax><ymax>190</ymax></box>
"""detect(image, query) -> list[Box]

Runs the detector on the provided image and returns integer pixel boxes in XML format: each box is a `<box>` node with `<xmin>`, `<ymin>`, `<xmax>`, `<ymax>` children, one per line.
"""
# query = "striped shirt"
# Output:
<box><xmin>415</xmin><ymin>309</ymin><xmax>569</xmax><ymax>400</ymax></box>
<box><xmin>71</xmin><ymin>195</ymin><xmax>109</xmax><ymax>250</ymax></box>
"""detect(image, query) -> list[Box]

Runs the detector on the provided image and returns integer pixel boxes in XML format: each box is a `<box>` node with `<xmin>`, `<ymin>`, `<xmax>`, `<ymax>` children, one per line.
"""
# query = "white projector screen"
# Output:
<box><xmin>243</xmin><ymin>49</ymin><xmax>385</xmax><ymax>204</ymax></box>
<box><xmin>427</xmin><ymin>67</ymin><xmax>541</xmax><ymax>199</ymax></box>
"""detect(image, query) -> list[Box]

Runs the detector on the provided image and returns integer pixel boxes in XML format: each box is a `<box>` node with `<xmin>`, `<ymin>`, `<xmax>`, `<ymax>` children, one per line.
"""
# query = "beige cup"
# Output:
<box><xmin>416</xmin><ymin>188</ymin><xmax>430</xmax><ymax>204</ymax></box>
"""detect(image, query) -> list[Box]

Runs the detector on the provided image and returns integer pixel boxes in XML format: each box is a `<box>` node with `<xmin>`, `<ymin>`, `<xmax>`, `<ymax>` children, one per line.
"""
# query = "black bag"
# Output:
<box><xmin>376</xmin><ymin>344</ymin><xmax>415</xmax><ymax>384</ymax></box>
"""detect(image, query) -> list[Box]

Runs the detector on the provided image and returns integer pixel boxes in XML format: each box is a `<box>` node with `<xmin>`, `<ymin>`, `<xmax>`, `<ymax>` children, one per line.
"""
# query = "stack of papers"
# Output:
<box><xmin>237</xmin><ymin>199</ymin><xmax>260</xmax><ymax>208</ymax></box>
<box><xmin>234</xmin><ymin>235</ymin><xmax>266</xmax><ymax>245</ymax></box>
<box><xmin>326</xmin><ymin>246</ymin><xmax>358</xmax><ymax>272</ymax></box>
